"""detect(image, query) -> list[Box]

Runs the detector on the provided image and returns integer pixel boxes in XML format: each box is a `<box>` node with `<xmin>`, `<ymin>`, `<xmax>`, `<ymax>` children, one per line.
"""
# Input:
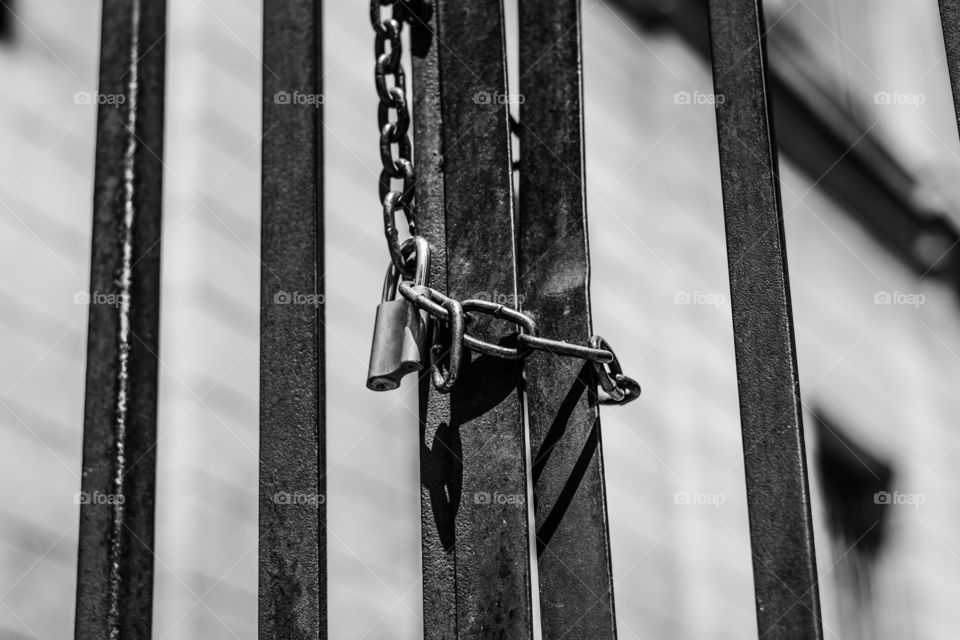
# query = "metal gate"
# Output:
<box><xmin>68</xmin><ymin>0</ymin><xmax>960</xmax><ymax>638</ymax></box>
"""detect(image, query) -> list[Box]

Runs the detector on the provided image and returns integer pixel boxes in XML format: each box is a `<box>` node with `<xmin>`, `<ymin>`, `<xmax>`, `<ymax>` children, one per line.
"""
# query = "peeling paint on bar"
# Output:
<box><xmin>75</xmin><ymin>1</ymin><xmax>166</xmax><ymax>638</ymax></box>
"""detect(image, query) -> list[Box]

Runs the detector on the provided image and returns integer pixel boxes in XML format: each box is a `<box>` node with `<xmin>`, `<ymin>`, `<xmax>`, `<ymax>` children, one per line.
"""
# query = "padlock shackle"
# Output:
<box><xmin>381</xmin><ymin>236</ymin><xmax>430</xmax><ymax>301</ymax></box>
<box><xmin>405</xmin><ymin>236</ymin><xmax>430</xmax><ymax>287</ymax></box>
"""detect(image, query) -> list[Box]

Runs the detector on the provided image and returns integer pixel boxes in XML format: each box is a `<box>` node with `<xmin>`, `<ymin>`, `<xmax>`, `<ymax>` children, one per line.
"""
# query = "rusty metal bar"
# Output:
<box><xmin>259</xmin><ymin>1</ymin><xmax>326</xmax><ymax>638</ymax></box>
<box><xmin>414</xmin><ymin>0</ymin><xmax>534</xmax><ymax>636</ymax></box>
<box><xmin>706</xmin><ymin>1</ymin><xmax>823</xmax><ymax>638</ymax></box>
<box><xmin>517</xmin><ymin>0</ymin><xmax>617</xmax><ymax>638</ymax></box>
<box><xmin>74</xmin><ymin>1</ymin><xmax>166</xmax><ymax>638</ymax></box>
<box><xmin>408</xmin><ymin>3</ymin><xmax>458</xmax><ymax>637</ymax></box>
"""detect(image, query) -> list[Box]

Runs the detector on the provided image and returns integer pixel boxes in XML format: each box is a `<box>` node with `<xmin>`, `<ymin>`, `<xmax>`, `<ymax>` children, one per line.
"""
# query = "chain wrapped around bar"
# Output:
<box><xmin>370</xmin><ymin>1</ymin><xmax>640</xmax><ymax>405</ymax></box>
<box><xmin>397</xmin><ymin>281</ymin><xmax>641</xmax><ymax>404</ymax></box>
<box><xmin>372</xmin><ymin>0</ymin><xmax>418</xmax><ymax>277</ymax></box>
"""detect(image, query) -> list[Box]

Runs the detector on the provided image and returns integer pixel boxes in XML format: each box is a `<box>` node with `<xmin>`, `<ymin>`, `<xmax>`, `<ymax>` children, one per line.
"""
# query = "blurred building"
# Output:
<box><xmin>0</xmin><ymin>0</ymin><xmax>959</xmax><ymax>638</ymax></box>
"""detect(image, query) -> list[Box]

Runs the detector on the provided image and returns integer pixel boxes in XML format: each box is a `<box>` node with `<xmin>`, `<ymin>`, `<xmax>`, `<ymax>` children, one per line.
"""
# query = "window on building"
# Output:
<box><xmin>815</xmin><ymin>413</ymin><xmax>894</xmax><ymax>640</ymax></box>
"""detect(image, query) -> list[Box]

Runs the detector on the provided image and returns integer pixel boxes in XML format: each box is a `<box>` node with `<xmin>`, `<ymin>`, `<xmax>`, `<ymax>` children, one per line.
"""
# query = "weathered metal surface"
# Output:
<box><xmin>518</xmin><ymin>0</ymin><xmax>617</xmax><ymax>638</ymax></box>
<box><xmin>941</xmin><ymin>1</ymin><xmax>960</xmax><ymax>144</ymax></box>
<box><xmin>260</xmin><ymin>1</ymin><xmax>326</xmax><ymax>638</ymax></box>
<box><xmin>706</xmin><ymin>1</ymin><xmax>823</xmax><ymax>638</ymax></box>
<box><xmin>414</xmin><ymin>0</ymin><xmax>534</xmax><ymax>637</ymax></box>
<box><xmin>74</xmin><ymin>1</ymin><xmax>166</xmax><ymax>638</ymax></box>
<box><xmin>409</xmin><ymin>5</ymin><xmax>458</xmax><ymax>637</ymax></box>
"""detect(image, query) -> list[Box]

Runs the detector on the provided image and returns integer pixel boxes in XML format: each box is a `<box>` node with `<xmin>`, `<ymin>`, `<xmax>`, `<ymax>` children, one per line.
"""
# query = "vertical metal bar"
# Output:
<box><xmin>706</xmin><ymin>1</ymin><xmax>823</xmax><ymax>638</ymax></box>
<box><xmin>74</xmin><ymin>1</ymin><xmax>166</xmax><ymax>638</ymax></box>
<box><xmin>409</xmin><ymin>5</ymin><xmax>458</xmax><ymax>638</ymax></box>
<box><xmin>260</xmin><ymin>1</ymin><xmax>325</xmax><ymax>638</ymax></box>
<box><xmin>0</xmin><ymin>0</ymin><xmax>14</xmax><ymax>40</ymax></box>
<box><xmin>415</xmin><ymin>0</ymin><xmax>534</xmax><ymax>636</ymax></box>
<box><xmin>517</xmin><ymin>1</ymin><xmax>617</xmax><ymax>638</ymax></box>
<box><xmin>939</xmin><ymin>0</ymin><xmax>960</xmax><ymax>135</ymax></box>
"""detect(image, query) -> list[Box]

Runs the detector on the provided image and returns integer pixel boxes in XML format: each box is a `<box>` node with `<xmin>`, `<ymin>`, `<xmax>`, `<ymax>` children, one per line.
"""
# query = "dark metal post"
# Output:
<box><xmin>706</xmin><ymin>1</ymin><xmax>823</xmax><ymax>638</ymax></box>
<box><xmin>414</xmin><ymin>0</ymin><xmax>534</xmax><ymax>636</ymax></box>
<box><xmin>940</xmin><ymin>1</ymin><xmax>960</xmax><ymax>136</ymax></box>
<box><xmin>74</xmin><ymin>1</ymin><xmax>166</xmax><ymax>638</ymax></box>
<box><xmin>409</xmin><ymin>4</ymin><xmax>457</xmax><ymax>637</ymax></box>
<box><xmin>518</xmin><ymin>1</ymin><xmax>617</xmax><ymax>638</ymax></box>
<box><xmin>260</xmin><ymin>1</ymin><xmax>326</xmax><ymax>638</ymax></box>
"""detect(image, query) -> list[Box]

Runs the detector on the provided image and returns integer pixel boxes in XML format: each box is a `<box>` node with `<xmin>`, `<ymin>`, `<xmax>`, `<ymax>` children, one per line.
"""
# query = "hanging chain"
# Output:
<box><xmin>372</xmin><ymin>0</ymin><xmax>417</xmax><ymax>277</ymax></box>
<box><xmin>368</xmin><ymin>3</ymin><xmax>640</xmax><ymax>405</ymax></box>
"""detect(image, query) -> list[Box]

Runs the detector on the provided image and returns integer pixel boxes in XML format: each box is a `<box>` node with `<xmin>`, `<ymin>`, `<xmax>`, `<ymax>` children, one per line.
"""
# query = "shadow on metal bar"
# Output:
<box><xmin>518</xmin><ymin>0</ymin><xmax>618</xmax><ymax>636</ymax></box>
<box><xmin>413</xmin><ymin>0</ymin><xmax>534</xmax><ymax>637</ymax></box>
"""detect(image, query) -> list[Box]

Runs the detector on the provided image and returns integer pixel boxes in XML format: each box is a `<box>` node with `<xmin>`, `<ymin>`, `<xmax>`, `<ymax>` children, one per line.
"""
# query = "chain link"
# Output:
<box><xmin>430</xmin><ymin>296</ymin><xmax>465</xmax><ymax>393</ymax></box>
<box><xmin>372</xmin><ymin>1</ymin><xmax>417</xmax><ymax>277</ymax></box>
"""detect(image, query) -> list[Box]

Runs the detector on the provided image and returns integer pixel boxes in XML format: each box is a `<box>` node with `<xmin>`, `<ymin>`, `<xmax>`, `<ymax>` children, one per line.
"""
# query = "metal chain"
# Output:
<box><xmin>371</xmin><ymin>0</ymin><xmax>417</xmax><ymax>277</ymax></box>
<box><xmin>368</xmin><ymin>4</ymin><xmax>640</xmax><ymax>405</ymax></box>
<box><xmin>397</xmin><ymin>280</ymin><xmax>642</xmax><ymax>405</ymax></box>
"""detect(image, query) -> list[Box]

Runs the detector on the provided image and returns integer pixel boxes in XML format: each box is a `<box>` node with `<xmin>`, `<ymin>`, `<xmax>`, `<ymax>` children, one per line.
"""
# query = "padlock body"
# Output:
<box><xmin>366</xmin><ymin>298</ymin><xmax>426</xmax><ymax>391</ymax></box>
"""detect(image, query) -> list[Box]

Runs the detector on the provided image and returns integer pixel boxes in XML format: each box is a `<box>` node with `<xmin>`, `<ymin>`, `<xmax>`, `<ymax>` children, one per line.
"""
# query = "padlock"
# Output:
<box><xmin>366</xmin><ymin>237</ymin><xmax>431</xmax><ymax>391</ymax></box>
